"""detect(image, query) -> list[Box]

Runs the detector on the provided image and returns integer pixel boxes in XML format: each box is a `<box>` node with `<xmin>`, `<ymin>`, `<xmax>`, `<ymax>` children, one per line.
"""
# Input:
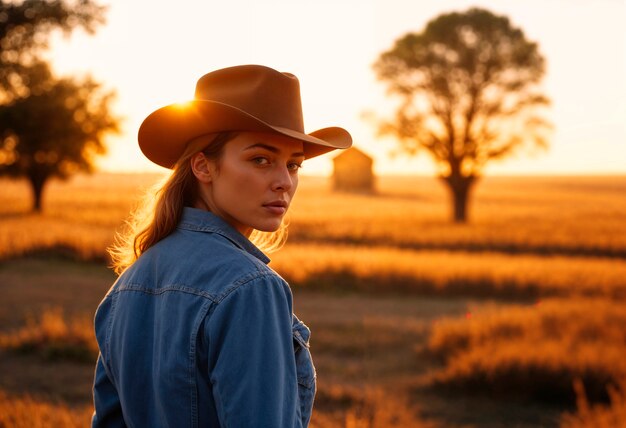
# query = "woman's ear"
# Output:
<box><xmin>191</xmin><ymin>153</ymin><xmax>212</xmax><ymax>183</ymax></box>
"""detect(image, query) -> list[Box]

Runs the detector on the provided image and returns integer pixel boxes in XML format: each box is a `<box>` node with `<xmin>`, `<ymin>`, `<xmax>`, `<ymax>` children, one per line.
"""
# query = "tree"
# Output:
<box><xmin>0</xmin><ymin>62</ymin><xmax>118</xmax><ymax>211</ymax></box>
<box><xmin>0</xmin><ymin>0</ymin><xmax>105</xmax><ymax>102</ymax></box>
<box><xmin>0</xmin><ymin>0</ymin><xmax>115</xmax><ymax>211</ymax></box>
<box><xmin>373</xmin><ymin>8</ymin><xmax>551</xmax><ymax>222</ymax></box>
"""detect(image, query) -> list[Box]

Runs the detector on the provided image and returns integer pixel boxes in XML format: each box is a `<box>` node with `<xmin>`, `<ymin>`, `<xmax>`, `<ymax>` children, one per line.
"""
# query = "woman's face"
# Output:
<box><xmin>195</xmin><ymin>131</ymin><xmax>305</xmax><ymax>237</ymax></box>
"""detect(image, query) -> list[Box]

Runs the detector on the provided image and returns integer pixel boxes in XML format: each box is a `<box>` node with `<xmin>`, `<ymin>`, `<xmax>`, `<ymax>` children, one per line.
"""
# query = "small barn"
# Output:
<box><xmin>332</xmin><ymin>147</ymin><xmax>375</xmax><ymax>193</ymax></box>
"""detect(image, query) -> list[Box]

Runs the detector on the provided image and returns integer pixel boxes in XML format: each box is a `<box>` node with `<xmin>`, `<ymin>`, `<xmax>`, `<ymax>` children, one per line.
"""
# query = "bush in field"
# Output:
<box><xmin>0</xmin><ymin>391</ymin><xmax>92</xmax><ymax>428</ymax></box>
<box><xmin>425</xmin><ymin>298</ymin><xmax>626</xmax><ymax>404</ymax></box>
<box><xmin>560</xmin><ymin>379</ymin><xmax>626</xmax><ymax>428</ymax></box>
<box><xmin>311</xmin><ymin>384</ymin><xmax>437</xmax><ymax>428</ymax></box>
<box><xmin>0</xmin><ymin>307</ymin><xmax>97</xmax><ymax>363</ymax></box>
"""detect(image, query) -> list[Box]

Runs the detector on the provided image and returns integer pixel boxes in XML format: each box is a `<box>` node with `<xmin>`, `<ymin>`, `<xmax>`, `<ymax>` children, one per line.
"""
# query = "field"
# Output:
<box><xmin>0</xmin><ymin>173</ymin><xmax>625</xmax><ymax>427</ymax></box>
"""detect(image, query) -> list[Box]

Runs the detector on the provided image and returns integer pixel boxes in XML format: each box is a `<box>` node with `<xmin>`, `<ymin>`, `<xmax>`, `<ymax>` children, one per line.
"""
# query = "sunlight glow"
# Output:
<box><xmin>171</xmin><ymin>100</ymin><xmax>195</xmax><ymax>110</ymax></box>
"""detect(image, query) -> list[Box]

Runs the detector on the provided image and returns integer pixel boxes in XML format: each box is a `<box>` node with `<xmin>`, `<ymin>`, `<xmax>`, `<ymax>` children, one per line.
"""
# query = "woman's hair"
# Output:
<box><xmin>108</xmin><ymin>132</ymin><xmax>289</xmax><ymax>275</ymax></box>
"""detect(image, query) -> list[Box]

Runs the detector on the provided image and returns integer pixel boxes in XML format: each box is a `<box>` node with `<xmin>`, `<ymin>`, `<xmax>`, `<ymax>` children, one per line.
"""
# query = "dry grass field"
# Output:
<box><xmin>2</xmin><ymin>174</ymin><xmax>626</xmax><ymax>262</ymax></box>
<box><xmin>290</xmin><ymin>176</ymin><xmax>626</xmax><ymax>258</ymax></box>
<box><xmin>0</xmin><ymin>172</ymin><xmax>625</xmax><ymax>427</ymax></box>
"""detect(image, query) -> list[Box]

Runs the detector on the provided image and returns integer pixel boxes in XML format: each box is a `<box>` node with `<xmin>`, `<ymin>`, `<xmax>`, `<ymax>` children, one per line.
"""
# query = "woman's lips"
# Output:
<box><xmin>263</xmin><ymin>201</ymin><xmax>288</xmax><ymax>215</ymax></box>
<box><xmin>264</xmin><ymin>206</ymin><xmax>286</xmax><ymax>215</ymax></box>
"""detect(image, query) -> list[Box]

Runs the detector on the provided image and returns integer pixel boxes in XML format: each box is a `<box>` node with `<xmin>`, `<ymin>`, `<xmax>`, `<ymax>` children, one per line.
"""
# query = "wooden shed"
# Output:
<box><xmin>332</xmin><ymin>147</ymin><xmax>375</xmax><ymax>192</ymax></box>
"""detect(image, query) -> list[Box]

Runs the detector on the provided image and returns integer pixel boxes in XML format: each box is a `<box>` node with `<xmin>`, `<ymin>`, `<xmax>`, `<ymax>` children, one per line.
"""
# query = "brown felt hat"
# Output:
<box><xmin>138</xmin><ymin>64</ymin><xmax>352</xmax><ymax>168</ymax></box>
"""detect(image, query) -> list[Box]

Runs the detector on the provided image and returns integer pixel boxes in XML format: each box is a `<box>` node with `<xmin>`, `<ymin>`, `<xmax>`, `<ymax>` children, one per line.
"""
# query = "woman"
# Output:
<box><xmin>91</xmin><ymin>65</ymin><xmax>352</xmax><ymax>427</ymax></box>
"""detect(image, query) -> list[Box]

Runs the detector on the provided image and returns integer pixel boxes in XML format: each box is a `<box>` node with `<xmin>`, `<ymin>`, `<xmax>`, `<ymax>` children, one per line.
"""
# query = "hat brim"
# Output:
<box><xmin>138</xmin><ymin>100</ymin><xmax>352</xmax><ymax>168</ymax></box>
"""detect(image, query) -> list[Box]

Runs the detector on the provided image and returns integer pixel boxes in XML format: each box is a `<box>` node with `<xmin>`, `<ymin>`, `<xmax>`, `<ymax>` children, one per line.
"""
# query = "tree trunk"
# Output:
<box><xmin>28</xmin><ymin>173</ymin><xmax>48</xmax><ymax>212</ymax></box>
<box><xmin>441</xmin><ymin>174</ymin><xmax>477</xmax><ymax>223</ymax></box>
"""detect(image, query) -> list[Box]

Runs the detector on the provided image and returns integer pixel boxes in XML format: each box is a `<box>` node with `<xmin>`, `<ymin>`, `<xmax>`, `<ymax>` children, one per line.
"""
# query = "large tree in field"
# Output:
<box><xmin>0</xmin><ymin>62</ymin><xmax>118</xmax><ymax>211</ymax></box>
<box><xmin>374</xmin><ymin>8</ymin><xmax>551</xmax><ymax>222</ymax></box>
<box><xmin>0</xmin><ymin>0</ymin><xmax>117</xmax><ymax>211</ymax></box>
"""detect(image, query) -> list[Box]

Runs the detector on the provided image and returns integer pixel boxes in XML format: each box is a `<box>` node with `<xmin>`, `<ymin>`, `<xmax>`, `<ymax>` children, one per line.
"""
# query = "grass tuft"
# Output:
<box><xmin>560</xmin><ymin>378</ymin><xmax>626</xmax><ymax>428</ymax></box>
<box><xmin>425</xmin><ymin>298</ymin><xmax>626</xmax><ymax>404</ymax></box>
<box><xmin>0</xmin><ymin>391</ymin><xmax>92</xmax><ymax>428</ymax></box>
<box><xmin>311</xmin><ymin>384</ymin><xmax>438</xmax><ymax>428</ymax></box>
<box><xmin>0</xmin><ymin>307</ymin><xmax>97</xmax><ymax>363</ymax></box>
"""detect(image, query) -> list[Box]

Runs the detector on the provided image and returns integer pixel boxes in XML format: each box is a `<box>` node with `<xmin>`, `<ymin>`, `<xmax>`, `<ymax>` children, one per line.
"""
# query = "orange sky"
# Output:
<box><xmin>48</xmin><ymin>0</ymin><xmax>625</xmax><ymax>176</ymax></box>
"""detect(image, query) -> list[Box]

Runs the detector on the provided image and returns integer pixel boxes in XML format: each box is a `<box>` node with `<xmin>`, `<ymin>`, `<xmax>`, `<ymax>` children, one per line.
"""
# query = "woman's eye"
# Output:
<box><xmin>252</xmin><ymin>157</ymin><xmax>270</xmax><ymax>166</ymax></box>
<box><xmin>288</xmin><ymin>162</ymin><xmax>303</xmax><ymax>172</ymax></box>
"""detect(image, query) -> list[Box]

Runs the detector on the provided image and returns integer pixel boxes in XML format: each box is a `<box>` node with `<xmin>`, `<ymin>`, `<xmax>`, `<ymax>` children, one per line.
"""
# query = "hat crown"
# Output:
<box><xmin>138</xmin><ymin>64</ymin><xmax>351</xmax><ymax>169</ymax></box>
<box><xmin>194</xmin><ymin>65</ymin><xmax>305</xmax><ymax>132</ymax></box>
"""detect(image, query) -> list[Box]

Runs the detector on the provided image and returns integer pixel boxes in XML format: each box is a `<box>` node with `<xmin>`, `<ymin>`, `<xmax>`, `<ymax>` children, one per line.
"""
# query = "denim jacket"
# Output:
<box><xmin>92</xmin><ymin>207</ymin><xmax>316</xmax><ymax>427</ymax></box>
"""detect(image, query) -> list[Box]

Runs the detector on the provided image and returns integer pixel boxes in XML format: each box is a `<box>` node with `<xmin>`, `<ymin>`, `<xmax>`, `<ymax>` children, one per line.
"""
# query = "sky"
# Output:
<box><xmin>47</xmin><ymin>0</ymin><xmax>626</xmax><ymax>176</ymax></box>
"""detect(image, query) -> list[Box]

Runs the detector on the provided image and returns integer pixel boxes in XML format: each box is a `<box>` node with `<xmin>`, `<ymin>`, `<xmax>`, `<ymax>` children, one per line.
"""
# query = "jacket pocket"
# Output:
<box><xmin>292</xmin><ymin>316</ymin><xmax>316</xmax><ymax>427</ymax></box>
<box><xmin>292</xmin><ymin>318</ymin><xmax>316</xmax><ymax>389</ymax></box>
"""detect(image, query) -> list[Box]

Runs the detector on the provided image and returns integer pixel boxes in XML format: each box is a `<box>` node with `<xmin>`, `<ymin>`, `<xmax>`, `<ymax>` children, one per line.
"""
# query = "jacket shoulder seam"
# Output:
<box><xmin>214</xmin><ymin>270</ymin><xmax>283</xmax><ymax>304</ymax></box>
<box><xmin>114</xmin><ymin>283</ymin><xmax>220</xmax><ymax>302</ymax></box>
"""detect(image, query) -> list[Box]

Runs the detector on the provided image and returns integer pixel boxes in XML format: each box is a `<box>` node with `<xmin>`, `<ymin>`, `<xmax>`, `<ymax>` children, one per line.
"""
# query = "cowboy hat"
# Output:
<box><xmin>138</xmin><ymin>64</ymin><xmax>352</xmax><ymax>168</ymax></box>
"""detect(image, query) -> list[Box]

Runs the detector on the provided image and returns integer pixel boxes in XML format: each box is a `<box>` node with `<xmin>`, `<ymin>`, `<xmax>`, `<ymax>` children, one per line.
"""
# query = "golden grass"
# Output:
<box><xmin>289</xmin><ymin>175</ymin><xmax>626</xmax><ymax>257</ymax></box>
<box><xmin>0</xmin><ymin>214</ymin><xmax>113</xmax><ymax>261</ymax></box>
<box><xmin>560</xmin><ymin>379</ymin><xmax>626</xmax><ymax>428</ymax></box>
<box><xmin>2</xmin><ymin>173</ymin><xmax>626</xmax><ymax>426</ymax></box>
<box><xmin>311</xmin><ymin>384</ymin><xmax>438</xmax><ymax>428</ymax></box>
<box><xmin>0</xmin><ymin>386</ymin><xmax>435</xmax><ymax>428</ymax></box>
<box><xmin>1</xmin><ymin>174</ymin><xmax>625</xmax><ymax>263</ymax></box>
<box><xmin>3</xmin><ymin>173</ymin><xmax>623</xmax><ymax>299</ymax></box>
<box><xmin>0</xmin><ymin>307</ymin><xmax>97</xmax><ymax>363</ymax></box>
<box><xmin>0</xmin><ymin>173</ymin><xmax>160</xmax><ymax>262</ymax></box>
<box><xmin>272</xmin><ymin>243</ymin><xmax>626</xmax><ymax>298</ymax></box>
<box><xmin>0</xmin><ymin>391</ymin><xmax>92</xmax><ymax>428</ymax></box>
<box><xmin>426</xmin><ymin>298</ymin><xmax>626</xmax><ymax>404</ymax></box>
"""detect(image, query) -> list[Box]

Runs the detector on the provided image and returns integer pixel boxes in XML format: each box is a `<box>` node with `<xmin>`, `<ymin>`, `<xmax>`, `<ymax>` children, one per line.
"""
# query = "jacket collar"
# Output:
<box><xmin>177</xmin><ymin>207</ymin><xmax>270</xmax><ymax>264</ymax></box>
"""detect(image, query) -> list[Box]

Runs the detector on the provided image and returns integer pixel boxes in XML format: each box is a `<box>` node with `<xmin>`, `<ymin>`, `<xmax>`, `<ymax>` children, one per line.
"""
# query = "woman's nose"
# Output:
<box><xmin>271</xmin><ymin>164</ymin><xmax>294</xmax><ymax>192</ymax></box>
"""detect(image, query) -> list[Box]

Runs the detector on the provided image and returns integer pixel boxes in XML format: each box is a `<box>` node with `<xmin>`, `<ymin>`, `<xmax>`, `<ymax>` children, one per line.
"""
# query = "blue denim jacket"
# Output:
<box><xmin>92</xmin><ymin>207</ymin><xmax>316</xmax><ymax>427</ymax></box>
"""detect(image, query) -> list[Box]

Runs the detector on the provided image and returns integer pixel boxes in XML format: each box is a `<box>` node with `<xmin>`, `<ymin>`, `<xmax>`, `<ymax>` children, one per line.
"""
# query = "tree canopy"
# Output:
<box><xmin>374</xmin><ymin>8</ymin><xmax>551</xmax><ymax>222</ymax></box>
<box><xmin>0</xmin><ymin>0</ymin><xmax>105</xmax><ymax>101</ymax></box>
